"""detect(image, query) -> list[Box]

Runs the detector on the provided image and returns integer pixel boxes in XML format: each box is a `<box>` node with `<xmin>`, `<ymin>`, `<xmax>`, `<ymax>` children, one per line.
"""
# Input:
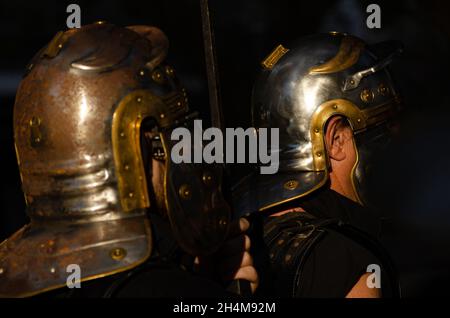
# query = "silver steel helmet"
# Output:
<box><xmin>233</xmin><ymin>32</ymin><xmax>403</xmax><ymax>216</ymax></box>
<box><xmin>0</xmin><ymin>22</ymin><xmax>230</xmax><ymax>297</ymax></box>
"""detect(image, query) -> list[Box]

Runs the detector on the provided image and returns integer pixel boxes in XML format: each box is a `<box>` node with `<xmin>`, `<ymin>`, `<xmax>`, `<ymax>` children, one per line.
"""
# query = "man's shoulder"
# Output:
<box><xmin>261</xmin><ymin>212</ymin><xmax>385</xmax><ymax>297</ymax></box>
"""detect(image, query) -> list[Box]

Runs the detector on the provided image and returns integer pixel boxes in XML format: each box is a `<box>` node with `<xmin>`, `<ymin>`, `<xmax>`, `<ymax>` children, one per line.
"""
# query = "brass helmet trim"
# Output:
<box><xmin>112</xmin><ymin>89</ymin><xmax>176</xmax><ymax>212</ymax></box>
<box><xmin>310</xmin><ymin>98</ymin><xmax>401</xmax><ymax>172</ymax></box>
<box><xmin>309</xmin><ymin>36</ymin><xmax>365</xmax><ymax>75</ymax></box>
<box><xmin>261</xmin><ymin>44</ymin><xmax>290</xmax><ymax>70</ymax></box>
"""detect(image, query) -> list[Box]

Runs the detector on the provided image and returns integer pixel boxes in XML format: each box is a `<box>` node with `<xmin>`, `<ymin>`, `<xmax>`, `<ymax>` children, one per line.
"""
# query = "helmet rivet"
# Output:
<box><xmin>120</xmin><ymin>132</ymin><xmax>125</xmax><ymax>137</ymax></box>
<box><xmin>165</xmin><ymin>66</ymin><xmax>175</xmax><ymax>76</ymax></box>
<box><xmin>202</xmin><ymin>171</ymin><xmax>213</xmax><ymax>186</ymax></box>
<box><xmin>378</xmin><ymin>83</ymin><xmax>390</xmax><ymax>96</ymax></box>
<box><xmin>128</xmin><ymin>192</ymin><xmax>134</xmax><ymax>198</ymax></box>
<box><xmin>160</xmin><ymin>113</ymin><xmax>165</xmax><ymax>119</ymax></box>
<box><xmin>360</xmin><ymin>89</ymin><xmax>374</xmax><ymax>103</ymax></box>
<box><xmin>316</xmin><ymin>152</ymin><xmax>322</xmax><ymax>157</ymax></box>
<box><xmin>357</xmin><ymin>118</ymin><xmax>362</xmax><ymax>123</ymax></box>
<box><xmin>179</xmin><ymin>184</ymin><xmax>192</xmax><ymax>200</ymax></box>
<box><xmin>314</xmin><ymin>128</ymin><xmax>320</xmax><ymax>133</ymax></box>
<box><xmin>152</xmin><ymin>70</ymin><xmax>164</xmax><ymax>84</ymax></box>
<box><xmin>332</xmin><ymin>104</ymin><xmax>338</xmax><ymax>110</ymax></box>
<box><xmin>110</xmin><ymin>247</ymin><xmax>127</xmax><ymax>261</ymax></box>
<box><xmin>137</xmin><ymin>97</ymin><xmax>142</xmax><ymax>103</ymax></box>
<box><xmin>124</xmin><ymin>165</ymin><xmax>129</xmax><ymax>171</ymax></box>
<box><xmin>50</xmin><ymin>267</ymin><xmax>56</xmax><ymax>274</ymax></box>
<box><xmin>284</xmin><ymin>180</ymin><xmax>299</xmax><ymax>190</ymax></box>
<box><xmin>139</xmin><ymin>69</ymin><xmax>145</xmax><ymax>77</ymax></box>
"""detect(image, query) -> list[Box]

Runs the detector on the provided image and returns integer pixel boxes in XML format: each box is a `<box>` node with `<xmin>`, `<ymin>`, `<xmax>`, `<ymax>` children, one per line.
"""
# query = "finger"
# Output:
<box><xmin>223</xmin><ymin>262</ymin><xmax>257</xmax><ymax>282</ymax></box>
<box><xmin>227</xmin><ymin>218</ymin><xmax>250</xmax><ymax>239</ymax></box>
<box><xmin>231</xmin><ymin>266</ymin><xmax>259</xmax><ymax>294</ymax></box>
<box><xmin>218</xmin><ymin>251</ymin><xmax>253</xmax><ymax>275</ymax></box>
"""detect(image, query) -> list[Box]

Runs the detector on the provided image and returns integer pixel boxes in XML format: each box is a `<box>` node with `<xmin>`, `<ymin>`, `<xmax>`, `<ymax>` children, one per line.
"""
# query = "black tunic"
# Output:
<box><xmin>258</xmin><ymin>188</ymin><xmax>398</xmax><ymax>298</ymax></box>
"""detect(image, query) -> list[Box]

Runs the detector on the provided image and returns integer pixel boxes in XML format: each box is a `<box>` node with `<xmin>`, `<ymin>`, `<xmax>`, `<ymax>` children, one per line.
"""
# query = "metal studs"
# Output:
<box><xmin>110</xmin><ymin>247</ymin><xmax>127</xmax><ymax>261</ymax></box>
<box><xmin>378</xmin><ymin>83</ymin><xmax>390</xmax><ymax>96</ymax></box>
<box><xmin>50</xmin><ymin>267</ymin><xmax>56</xmax><ymax>274</ymax></box>
<box><xmin>120</xmin><ymin>131</ymin><xmax>125</xmax><ymax>138</ymax></box>
<box><xmin>284</xmin><ymin>180</ymin><xmax>299</xmax><ymax>191</ymax></box>
<box><xmin>152</xmin><ymin>69</ymin><xmax>164</xmax><ymax>84</ymax></box>
<box><xmin>136</xmin><ymin>97</ymin><xmax>142</xmax><ymax>103</ymax></box>
<box><xmin>124</xmin><ymin>165</ymin><xmax>130</xmax><ymax>171</ymax></box>
<box><xmin>160</xmin><ymin>113</ymin><xmax>165</xmax><ymax>119</ymax></box>
<box><xmin>332</xmin><ymin>104</ymin><xmax>338</xmax><ymax>110</ymax></box>
<box><xmin>360</xmin><ymin>89</ymin><xmax>374</xmax><ymax>103</ymax></box>
<box><xmin>316</xmin><ymin>152</ymin><xmax>322</xmax><ymax>157</ymax></box>
<box><xmin>165</xmin><ymin>65</ymin><xmax>175</xmax><ymax>76</ymax></box>
<box><xmin>128</xmin><ymin>192</ymin><xmax>134</xmax><ymax>198</ymax></box>
<box><xmin>0</xmin><ymin>268</ymin><xmax>4</xmax><ymax>275</ymax></box>
<box><xmin>285</xmin><ymin>254</ymin><xmax>292</xmax><ymax>262</ymax></box>
<box><xmin>277</xmin><ymin>239</ymin><xmax>285</xmax><ymax>245</ymax></box>
<box><xmin>314</xmin><ymin>128</ymin><xmax>320</xmax><ymax>133</ymax></box>
<box><xmin>95</xmin><ymin>21</ymin><xmax>107</xmax><ymax>25</ymax></box>
<box><xmin>219</xmin><ymin>219</ymin><xmax>228</xmax><ymax>226</ymax></box>
<box><xmin>178</xmin><ymin>184</ymin><xmax>192</xmax><ymax>200</ymax></box>
<box><xmin>29</xmin><ymin>116</ymin><xmax>43</xmax><ymax>146</ymax></box>
<box><xmin>202</xmin><ymin>171</ymin><xmax>214</xmax><ymax>186</ymax></box>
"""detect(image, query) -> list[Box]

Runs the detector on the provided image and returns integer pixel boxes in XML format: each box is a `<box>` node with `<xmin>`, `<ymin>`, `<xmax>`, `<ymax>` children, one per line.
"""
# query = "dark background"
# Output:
<box><xmin>1</xmin><ymin>0</ymin><xmax>450</xmax><ymax>297</ymax></box>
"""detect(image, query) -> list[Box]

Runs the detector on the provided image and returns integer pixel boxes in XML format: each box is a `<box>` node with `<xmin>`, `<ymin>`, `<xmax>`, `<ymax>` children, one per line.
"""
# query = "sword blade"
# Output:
<box><xmin>200</xmin><ymin>0</ymin><xmax>223</xmax><ymax>130</ymax></box>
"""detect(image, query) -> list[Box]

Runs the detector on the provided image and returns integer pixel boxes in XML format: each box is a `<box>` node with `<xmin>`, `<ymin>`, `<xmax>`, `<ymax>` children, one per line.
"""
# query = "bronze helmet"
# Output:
<box><xmin>0</xmin><ymin>22</ymin><xmax>230</xmax><ymax>297</ymax></box>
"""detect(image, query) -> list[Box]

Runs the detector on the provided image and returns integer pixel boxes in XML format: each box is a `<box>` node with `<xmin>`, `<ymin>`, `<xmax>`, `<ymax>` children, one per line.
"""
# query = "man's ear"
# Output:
<box><xmin>126</xmin><ymin>25</ymin><xmax>169</xmax><ymax>70</ymax></box>
<box><xmin>325</xmin><ymin>116</ymin><xmax>347</xmax><ymax>162</ymax></box>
